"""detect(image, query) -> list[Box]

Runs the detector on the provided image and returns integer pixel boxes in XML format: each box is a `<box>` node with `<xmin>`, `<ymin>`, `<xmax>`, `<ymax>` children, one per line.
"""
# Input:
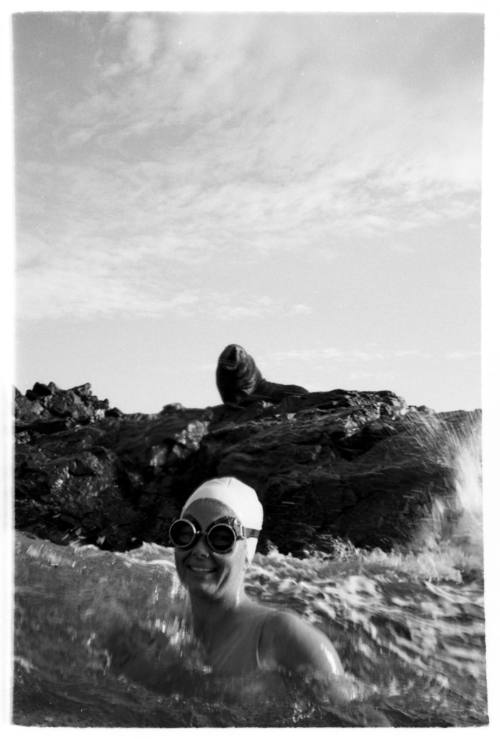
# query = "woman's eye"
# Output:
<box><xmin>171</xmin><ymin>522</ymin><xmax>195</xmax><ymax>545</ymax></box>
<box><xmin>209</xmin><ymin>528</ymin><xmax>234</xmax><ymax>548</ymax></box>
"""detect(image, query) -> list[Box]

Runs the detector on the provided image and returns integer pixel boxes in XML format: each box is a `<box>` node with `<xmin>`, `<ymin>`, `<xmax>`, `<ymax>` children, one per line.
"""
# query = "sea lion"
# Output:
<box><xmin>216</xmin><ymin>344</ymin><xmax>308</xmax><ymax>405</ymax></box>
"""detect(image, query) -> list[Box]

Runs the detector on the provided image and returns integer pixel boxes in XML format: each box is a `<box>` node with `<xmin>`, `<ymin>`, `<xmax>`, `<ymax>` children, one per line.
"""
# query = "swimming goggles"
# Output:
<box><xmin>169</xmin><ymin>516</ymin><xmax>260</xmax><ymax>554</ymax></box>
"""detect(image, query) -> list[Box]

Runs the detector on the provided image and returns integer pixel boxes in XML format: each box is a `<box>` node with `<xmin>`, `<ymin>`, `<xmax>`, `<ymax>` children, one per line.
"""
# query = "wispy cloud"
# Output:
<box><xmin>290</xmin><ymin>304</ymin><xmax>313</xmax><ymax>315</ymax></box>
<box><xmin>267</xmin><ymin>347</ymin><xmax>433</xmax><ymax>364</ymax></box>
<box><xmin>15</xmin><ymin>13</ymin><xmax>483</xmax><ymax>321</ymax></box>
<box><xmin>17</xmin><ymin>235</ymin><xmax>201</xmax><ymax>320</ymax></box>
<box><xmin>445</xmin><ymin>351</ymin><xmax>481</xmax><ymax>361</ymax></box>
<box><xmin>125</xmin><ymin>15</ymin><xmax>161</xmax><ymax>70</ymax></box>
<box><xmin>259</xmin><ymin>347</ymin><xmax>481</xmax><ymax>388</ymax></box>
<box><xmin>17</xmin><ymin>234</ymin><xmax>313</xmax><ymax>323</ymax></box>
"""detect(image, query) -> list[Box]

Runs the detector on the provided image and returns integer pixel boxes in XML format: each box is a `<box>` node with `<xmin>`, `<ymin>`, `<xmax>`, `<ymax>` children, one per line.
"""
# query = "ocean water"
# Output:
<box><xmin>12</xmin><ymin>426</ymin><xmax>487</xmax><ymax>727</ymax></box>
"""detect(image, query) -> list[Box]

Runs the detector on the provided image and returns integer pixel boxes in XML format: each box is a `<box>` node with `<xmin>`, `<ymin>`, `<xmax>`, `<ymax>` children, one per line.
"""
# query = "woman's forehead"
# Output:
<box><xmin>184</xmin><ymin>497</ymin><xmax>237</xmax><ymax>525</ymax></box>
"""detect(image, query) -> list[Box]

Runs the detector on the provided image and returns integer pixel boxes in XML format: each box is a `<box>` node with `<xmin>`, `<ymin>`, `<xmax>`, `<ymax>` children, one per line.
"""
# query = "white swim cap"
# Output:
<box><xmin>181</xmin><ymin>477</ymin><xmax>263</xmax><ymax>561</ymax></box>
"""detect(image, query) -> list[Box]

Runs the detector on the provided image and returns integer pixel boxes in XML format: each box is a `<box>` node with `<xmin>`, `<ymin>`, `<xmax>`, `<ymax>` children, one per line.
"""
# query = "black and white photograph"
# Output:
<box><xmin>6</xmin><ymin>2</ymin><xmax>495</xmax><ymax>730</ymax></box>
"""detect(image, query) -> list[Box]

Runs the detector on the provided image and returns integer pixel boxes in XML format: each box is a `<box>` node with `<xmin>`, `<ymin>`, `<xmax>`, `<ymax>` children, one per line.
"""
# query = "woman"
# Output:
<box><xmin>101</xmin><ymin>476</ymin><xmax>356</xmax><ymax>709</ymax></box>
<box><xmin>170</xmin><ymin>476</ymin><xmax>350</xmax><ymax>699</ymax></box>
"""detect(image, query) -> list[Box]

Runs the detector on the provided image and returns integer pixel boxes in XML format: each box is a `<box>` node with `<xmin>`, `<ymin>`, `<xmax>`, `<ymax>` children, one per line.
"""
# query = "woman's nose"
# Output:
<box><xmin>191</xmin><ymin>534</ymin><xmax>211</xmax><ymax>556</ymax></box>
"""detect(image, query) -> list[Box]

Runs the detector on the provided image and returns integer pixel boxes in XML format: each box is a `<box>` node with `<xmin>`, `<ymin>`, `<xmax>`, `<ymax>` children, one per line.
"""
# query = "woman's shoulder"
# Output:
<box><xmin>262</xmin><ymin>608</ymin><xmax>327</xmax><ymax>644</ymax></box>
<box><xmin>242</xmin><ymin>603</ymin><xmax>303</xmax><ymax>635</ymax></box>
<box><xmin>259</xmin><ymin>608</ymin><xmax>344</xmax><ymax>676</ymax></box>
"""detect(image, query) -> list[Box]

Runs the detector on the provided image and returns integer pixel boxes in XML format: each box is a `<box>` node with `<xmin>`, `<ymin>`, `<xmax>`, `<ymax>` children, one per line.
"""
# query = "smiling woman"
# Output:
<box><xmin>173</xmin><ymin>478</ymin><xmax>351</xmax><ymax>682</ymax></box>
<box><xmin>100</xmin><ymin>477</ymin><xmax>372</xmax><ymax>714</ymax></box>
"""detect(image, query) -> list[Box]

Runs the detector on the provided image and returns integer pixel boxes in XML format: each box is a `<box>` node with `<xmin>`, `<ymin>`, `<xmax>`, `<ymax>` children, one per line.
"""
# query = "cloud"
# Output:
<box><xmin>291</xmin><ymin>304</ymin><xmax>313</xmax><ymax>315</ymax></box>
<box><xmin>16</xmin><ymin>224</ymin><xmax>310</xmax><ymax>322</ymax></box>
<box><xmin>393</xmin><ymin>349</ymin><xmax>433</xmax><ymax>359</ymax></box>
<box><xmin>268</xmin><ymin>347</ymin><xmax>433</xmax><ymax>364</ymax></box>
<box><xmin>210</xmin><ymin>295</ymin><xmax>275</xmax><ymax>320</ymax></box>
<box><xmin>125</xmin><ymin>15</ymin><xmax>160</xmax><ymax>70</ymax></box>
<box><xmin>48</xmin><ymin>15</ymin><xmax>483</xmax><ymax>197</ymax></box>
<box><xmin>16</xmin><ymin>230</ymin><xmax>201</xmax><ymax>320</ymax></box>
<box><xmin>15</xmin><ymin>13</ymin><xmax>483</xmax><ymax>320</ymax></box>
<box><xmin>445</xmin><ymin>351</ymin><xmax>481</xmax><ymax>361</ymax></box>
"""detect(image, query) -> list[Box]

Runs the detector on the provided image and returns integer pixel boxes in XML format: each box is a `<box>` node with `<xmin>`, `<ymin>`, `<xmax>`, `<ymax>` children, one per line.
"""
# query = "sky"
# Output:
<box><xmin>13</xmin><ymin>9</ymin><xmax>484</xmax><ymax>414</ymax></box>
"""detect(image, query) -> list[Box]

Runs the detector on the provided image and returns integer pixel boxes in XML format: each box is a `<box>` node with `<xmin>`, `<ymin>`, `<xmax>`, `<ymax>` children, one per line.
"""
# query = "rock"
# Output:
<box><xmin>161</xmin><ymin>403</ymin><xmax>185</xmax><ymax>413</ymax></box>
<box><xmin>15</xmin><ymin>381</ymin><xmax>121</xmax><ymax>436</ymax></box>
<box><xmin>26</xmin><ymin>382</ymin><xmax>56</xmax><ymax>400</ymax></box>
<box><xmin>72</xmin><ymin>383</ymin><xmax>93</xmax><ymax>399</ymax></box>
<box><xmin>14</xmin><ymin>383</ymin><xmax>481</xmax><ymax>555</ymax></box>
<box><xmin>106</xmin><ymin>407</ymin><xmax>125</xmax><ymax>418</ymax></box>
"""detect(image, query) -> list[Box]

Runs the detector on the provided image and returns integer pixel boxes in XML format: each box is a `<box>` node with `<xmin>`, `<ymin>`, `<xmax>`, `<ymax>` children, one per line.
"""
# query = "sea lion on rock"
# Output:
<box><xmin>216</xmin><ymin>344</ymin><xmax>308</xmax><ymax>404</ymax></box>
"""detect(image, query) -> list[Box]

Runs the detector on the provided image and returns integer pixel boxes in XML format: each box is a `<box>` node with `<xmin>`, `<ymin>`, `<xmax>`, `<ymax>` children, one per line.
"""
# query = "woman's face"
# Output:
<box><xmin>174</xmin><ymin>498</ymin><xmax>248</xmax><ymax>602</ymax></box>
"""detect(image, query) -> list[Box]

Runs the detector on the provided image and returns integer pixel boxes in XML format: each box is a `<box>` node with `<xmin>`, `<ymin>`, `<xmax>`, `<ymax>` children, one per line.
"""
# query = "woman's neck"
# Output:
<box><xmin>190</xmin><ymin>588</ymin><xmax>250</xmax><ymax>644</ymax></box>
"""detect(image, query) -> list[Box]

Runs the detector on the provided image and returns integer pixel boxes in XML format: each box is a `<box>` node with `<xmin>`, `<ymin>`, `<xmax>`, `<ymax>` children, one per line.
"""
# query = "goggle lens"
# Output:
<box><xmin>169</xmin><ymin>519</ymin><xmax>197</xmax><ymax>548</ymax></box>
<box><xmin>206</xmin><ymin>524</ymin><xmax>236</xmax><ymax>553</ymax></box>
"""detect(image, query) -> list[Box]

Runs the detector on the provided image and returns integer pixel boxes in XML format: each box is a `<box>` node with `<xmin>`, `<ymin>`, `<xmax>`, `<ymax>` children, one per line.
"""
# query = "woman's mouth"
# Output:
<box><xmin>187</xmin><ymin>564</ymin><xmax>216</xmax><ymax>574</ymax></box>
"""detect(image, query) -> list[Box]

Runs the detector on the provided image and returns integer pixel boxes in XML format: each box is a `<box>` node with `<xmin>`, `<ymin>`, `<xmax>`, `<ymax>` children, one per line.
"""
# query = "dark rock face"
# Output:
<box><xmin>14</xmin><ymin>382</ymin><xmax>481</xmax><ymax>556</ymax></box>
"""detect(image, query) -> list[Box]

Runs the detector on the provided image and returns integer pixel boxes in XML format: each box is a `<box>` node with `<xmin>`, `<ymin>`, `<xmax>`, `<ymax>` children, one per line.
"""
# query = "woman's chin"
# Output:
<box><xmin>183</xmin><ymin>567</ymin><xmax>220</xmax><ymax>594</ymax></box>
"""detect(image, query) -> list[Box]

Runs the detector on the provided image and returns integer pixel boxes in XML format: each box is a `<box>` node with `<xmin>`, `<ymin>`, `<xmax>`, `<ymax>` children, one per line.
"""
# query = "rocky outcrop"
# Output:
<box><xmin>14</xmin><ymin>383</ymin><xmax>481</xmax><ymax>555</ymax></box>
<box><xmin>15</xmin><ymin>382</ymin><xmax>123</xmax><ymax>437</ymax></box>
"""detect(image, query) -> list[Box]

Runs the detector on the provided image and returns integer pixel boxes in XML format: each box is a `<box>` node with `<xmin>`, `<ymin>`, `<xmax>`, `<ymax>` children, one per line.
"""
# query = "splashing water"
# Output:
<box><xmin>13</xmin><ymin>537</ymin><xmax>487</xmax><ymax>726</ymax></box>
<box><xmin>452</xmin><ymin>423</ymin><xmax>483</xmax><ymax>554</ymax></box>
<box><xmin>13</xmin><ymin>423</ymin><xmax>486</xmax><ymax>727</ymax></box>
<box><xmin>412</xmin><ymin>416</ymin><xmax>483</xmax><ymax>566</ymax></box>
